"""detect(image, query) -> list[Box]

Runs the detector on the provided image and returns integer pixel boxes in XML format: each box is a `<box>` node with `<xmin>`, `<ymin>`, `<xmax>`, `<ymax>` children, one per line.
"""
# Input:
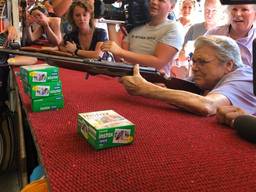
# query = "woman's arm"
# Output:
<box><xmin>45</xmin><ymin>17</ymin><xmax>62</xmax><ymax>45</ymax></box>
<box><xmin>26</xmin><ymin>25</ymin><xmax>43</xmax><ymax>43</ymax></box>
<box><xmin>76</xmin><ymin>42</ymin><xmax>104</xmax><ymax>59</ymax></box>
<box><xmin>65</xmin><ymin>41</ymin><xmax>104</xmax><ymax>59</ymax></box>
<box><xmin>120</xmin><ymin>65</ymin><xmax>231</xmax><ymax>116</ymax></box>
<box><xmin>102</xmin><ymin>41</ymin><xmax>178</xmax><ymax>70</ymax></box>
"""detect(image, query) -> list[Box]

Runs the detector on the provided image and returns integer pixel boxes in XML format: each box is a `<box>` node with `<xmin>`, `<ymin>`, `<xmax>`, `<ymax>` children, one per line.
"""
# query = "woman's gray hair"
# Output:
<box><xmin>194</xmin><ymin>35</ymin><xmax>244</xmax><ymax>68</ymax></box>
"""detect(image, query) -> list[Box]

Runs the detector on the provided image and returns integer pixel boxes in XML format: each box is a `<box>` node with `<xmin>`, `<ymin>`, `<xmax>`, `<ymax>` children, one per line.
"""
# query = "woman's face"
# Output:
<box><xmin>181</xmin><ymin>0</ymin><xmax>194</xmax><ymax>17</ymax></box>
<box><xmin>191</xmin><ymin>46</ymin><xmax>229</xmax><ymax>90</ymax></box>
<box><xmin>73</xmin><ymin>5</ymin><xmax>91</xmax><ymax>29</ymax></box>
<box><xmin>229</xmin><ymin>4</ymin><xmax>256</xmax><ymax>33</ymax></box>
<box><xmin>31</xmin><ymin>9</ymin><xmax>47</xmax><ymax>24</ymax></box>
<box><xmin>204</xmin><ymin>0</ymin><xmax>220</xmax><ymax>24</ymax></box>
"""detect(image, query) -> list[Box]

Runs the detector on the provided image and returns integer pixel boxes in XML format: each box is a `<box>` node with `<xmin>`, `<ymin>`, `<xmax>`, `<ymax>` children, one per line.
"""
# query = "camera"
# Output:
<box><xmin>220</xmin><ymin>0</ymin><xmax>256</xmax><ymax>4</ymax></box>
<box><xmin>94</xmin><ymin>0</ymin><xmax>150</xmax><ymax>32</ymax></box>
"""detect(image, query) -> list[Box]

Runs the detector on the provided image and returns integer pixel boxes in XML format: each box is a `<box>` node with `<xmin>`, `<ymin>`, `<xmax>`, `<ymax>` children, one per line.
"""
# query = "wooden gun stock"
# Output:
<box><xmin>0</xmin><ymin>48</ymin><xmax>202</xmax><ymax>94</ymax></box>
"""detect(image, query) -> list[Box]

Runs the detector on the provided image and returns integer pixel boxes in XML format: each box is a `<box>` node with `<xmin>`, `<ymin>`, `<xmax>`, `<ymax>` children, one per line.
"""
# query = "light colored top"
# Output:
<box><xmin>124</xmin><ymin>20</ymin><xmax>184</xmax><ymax>76</ymax></box>
<box><xmin>183</xmin><ymin>22</ymin><xmax>207</xmax><ymax>46</ymax></box>
<box><xmin>210</xmin><ymin>67</ymin><xmax>256</xmax><ymax>114</ymax></box>
<box><xmin>205</xmin><ymin>24</ymin><xmax>256</xmax><ymax>66</ymax></box>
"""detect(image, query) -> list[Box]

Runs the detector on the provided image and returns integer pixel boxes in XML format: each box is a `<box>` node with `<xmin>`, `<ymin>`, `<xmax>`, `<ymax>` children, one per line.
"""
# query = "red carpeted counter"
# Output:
<box><xmin>14</xmin><ymin>67</ymin><xmax>256</xmax><ymax>192</ymax></box>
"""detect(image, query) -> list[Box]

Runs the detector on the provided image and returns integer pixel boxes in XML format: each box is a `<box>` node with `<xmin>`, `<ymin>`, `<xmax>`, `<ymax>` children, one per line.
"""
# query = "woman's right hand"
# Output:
<box><xmin>26</xmin><ymin>12</ymin><xmax>35</xmax><ymax>26</ymax></box>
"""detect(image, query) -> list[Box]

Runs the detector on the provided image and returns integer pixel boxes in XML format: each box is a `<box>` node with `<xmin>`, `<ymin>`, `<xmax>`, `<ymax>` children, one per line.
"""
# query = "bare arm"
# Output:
<box><xmin>120</xmin><ymin>65</ymin><xmax>231</xmax><ymax>116</ymax></box>
<box><xmin>45</xmin><ymin>17</ymin><xmax>62</xmax><ymax>45</ymax></box>
<box><xmin>101</xmin><ymin>41</ymin><xmax>178</xmax><ymax>70</ymax></box>
<box><xmin>76</xmin><ymin>42</ymin><xmax>104</xmax><ymax>59</ymax></box>
<box><xmin>51</xmin><ymin>0</ymin><xmax>72</xmax><ymax>17</ymax></box>
<box><xmin>65</xmin><ymin>41</ymin><xmax>104</xmax><ymax>59</ymax></box>
<box><xmin>26</xmin><ymin>25</ymin><xmax>43</xmax><ymax>42</ymax></box>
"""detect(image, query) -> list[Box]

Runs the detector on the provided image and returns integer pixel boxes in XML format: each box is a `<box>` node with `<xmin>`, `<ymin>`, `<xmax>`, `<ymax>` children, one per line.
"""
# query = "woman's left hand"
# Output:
<box><xmin>65</xmin><ymin>41</ymin><xmax>77</xmax><ymax>54</ymax></box>
<box><xmin>119</xmin><ymin>64</ymin><xmax>150</xmax><ymax>96</ymax></box>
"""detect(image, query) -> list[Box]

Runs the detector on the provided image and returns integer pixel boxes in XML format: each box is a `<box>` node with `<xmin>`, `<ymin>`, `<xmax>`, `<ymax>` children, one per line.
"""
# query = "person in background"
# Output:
<box><xmin>206</xmin><ymin>4</ymin><xmax>256</xmax><ymax>66</ymax></box>
<box><xmin>26</xmin><ymin>4</ymin><xmax>62</xmax><ymax>45</ymax></box>
<box><xmin>42</xmin><ymin>0</ymin><xmax>56</xmax><ymax>17</ymax></box>
<box><xmin>119</xmin><ymin>35</ymin><xmax>256</xmax><ymax>116</ymax></box>
<box><xmin>101</xmin><ymin>0</ymin><xmax>184</xmax><ymax>77</ymax></box>
<box><xmin>0</xmin><ymin>25</ymin><xmax>19</xmax><ymax>46</ymax></box>
<box><xmin>61</xmin><ymin>1</ymin><xmax>109</xmax><ymax>59</ymax></box>
<box><xmin>178</xmin><ymin>0</ymin><xmax>197</xmax><ymax>33</ymax></box>
<box><xmin>182</xmin><ymin>0</ymin><xmax>222</xmax><ymax>51</ymax></box>
<box><xmin>49</xmin><ymin>0</ymin><xmax>72</xmax><ymax>17</ymax></box>
<box><xmin>50</xmin><ymin>0</ymin><xmax>96</xmax><ymax>17</ymax></box>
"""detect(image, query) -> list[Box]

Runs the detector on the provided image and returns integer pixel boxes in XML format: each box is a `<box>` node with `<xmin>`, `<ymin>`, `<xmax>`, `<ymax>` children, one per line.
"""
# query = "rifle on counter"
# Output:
<box><xmin>0</xmin><ymin>48</ymin><xmax>203</xmax><ymax>95</ymax></box>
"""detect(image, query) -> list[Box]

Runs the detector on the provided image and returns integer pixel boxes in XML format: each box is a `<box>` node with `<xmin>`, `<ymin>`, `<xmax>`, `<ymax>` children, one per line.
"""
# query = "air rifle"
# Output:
<box><xmin>0</xmin><ymin>48</ymin><xmax>202</xmax><ymax>94</ymax></box>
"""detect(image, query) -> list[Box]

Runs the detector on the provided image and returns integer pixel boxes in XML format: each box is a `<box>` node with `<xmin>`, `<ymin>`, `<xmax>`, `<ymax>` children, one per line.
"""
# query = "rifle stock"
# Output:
<box><xmin>0</xmin><ymin>48</ymin><xmax>202</xmax><ymax>94</ymax></box>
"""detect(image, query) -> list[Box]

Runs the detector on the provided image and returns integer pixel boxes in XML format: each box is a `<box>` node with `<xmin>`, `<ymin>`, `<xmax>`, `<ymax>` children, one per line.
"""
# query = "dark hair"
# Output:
<box><xmin>67</xmin><ymin>1</ymin><xmax>95</xmax><ymax>32</ymax></box>
<box><xmin>30</xmin><ymin>4</ymin><xmax>49</xmax><ymax>16</ymax></box>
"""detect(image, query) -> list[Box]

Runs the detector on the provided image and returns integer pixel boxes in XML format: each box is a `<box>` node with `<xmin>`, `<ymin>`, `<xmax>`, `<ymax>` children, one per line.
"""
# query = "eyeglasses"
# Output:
<box><xmin>191</xmin><ymin>58</ymin><xmax>216</xmax><ymax>67</ymax></box>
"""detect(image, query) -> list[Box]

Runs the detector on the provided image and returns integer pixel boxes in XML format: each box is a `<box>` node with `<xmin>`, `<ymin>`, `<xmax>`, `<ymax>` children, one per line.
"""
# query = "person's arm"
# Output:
<box><xmin>216</xmin><ymin>106</ymin><xmax>248</xmax><ymax>128</ymax></box>
<box><xmin>45</xmin><ymin>17</ymin><xmax>62</xmax><ymax>45</ymax></box>
<box><xmin>101</xmin><ymin>41</ymin><xmax>178</xmax><ymax>70</ymax></box>
<box><xmin>6</xmin><ymin>26</ymin><xmax>18</xmax><ymax>42</ymax></box>
<box><xmin>26</xmin><ymin>25</ymin><xmax>43</xmax><ymax>43</ymax></box>
<box><xmin>120</xmin><ymin>65</ymin><xmax>231</xmax><ymax>116</ymax></box>
<box><xmin>65</xmin><ymin>41</ymin><xmax>104</xmax><ymax>59</ymax></box>
<box><xmin>50</xmin><ymin>0</ymin><xmax>72</xmax><ymax>17</ymax></box>
<box><xmin>25</xmin><ymin>14</ymin><xmax>42</xmax><ymax>43</ymax></box>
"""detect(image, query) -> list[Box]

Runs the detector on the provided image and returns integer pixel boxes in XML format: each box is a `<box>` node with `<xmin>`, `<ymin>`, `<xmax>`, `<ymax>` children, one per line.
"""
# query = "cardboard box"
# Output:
<box><xmin>22</xmin><ymin>81</ymin><xmax>62</xmax><ymax>99</ymax></box>
<box><xmin>77</xmin><ymin>110</ymin><xmax>135</xmax><ymax>150</ymax></box>
<box><xmin>31</xmin><ymin>95</ymin><xmax>64</xmax><ymax>112</ymax></box>
<box><xmin>20</xmin><ymin>64</ymin><xmax>59</xmax><ymax>85</ymax></box>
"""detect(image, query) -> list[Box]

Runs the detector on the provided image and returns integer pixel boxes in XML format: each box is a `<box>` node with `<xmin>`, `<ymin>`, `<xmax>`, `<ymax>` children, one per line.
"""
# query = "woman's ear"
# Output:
<box><xmin>224</xmin><ymin>60</ymin><xmax>234</xmax><ymax>74</ymax></box>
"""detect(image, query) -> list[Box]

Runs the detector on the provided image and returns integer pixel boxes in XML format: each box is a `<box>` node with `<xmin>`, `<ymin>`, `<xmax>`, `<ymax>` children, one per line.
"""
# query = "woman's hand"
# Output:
<box><xmin>216</xmin><ymin>106</ymin><xmax>248</xmax><ymax>128</ymax></box>
<box><xmin>101</xmin><ymin>40</ymin><xmax>123</xmax><ymax>56</ymax></box>
<box><xmin>119</xmin><ymin>64</ymin><xmax>151</xmax><ymax>96</ymax></box>
<box><xmin>26</xmin><ymin>13</ymin><xmax>35</xmax><ymax>26</ymax></box>
<box><xmin>65</xmin><ymin>41</ymin><xmax>77</xmax><ymax>54</ymax></box>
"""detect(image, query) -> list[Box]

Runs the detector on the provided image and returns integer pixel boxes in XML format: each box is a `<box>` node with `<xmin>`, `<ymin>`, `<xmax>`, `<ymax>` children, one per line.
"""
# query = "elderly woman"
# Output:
<box><xmin>120</xmin><ymin>35</ymin><xmax>256</xmax><ymax>116</ymax></box>
<box><xmin>26</xmin><ymin>4</ymin><xmax>62</xmax><ymax>45</ymax></box>
<box><xmin>62</xmin><ymin>1</ymin><xmax>108</xmax><ymax>59</ymax></box>
<box><xmin>206</xmin><ymin>4</ymin><xmax>256</xmax><ymax>66</ymax></box>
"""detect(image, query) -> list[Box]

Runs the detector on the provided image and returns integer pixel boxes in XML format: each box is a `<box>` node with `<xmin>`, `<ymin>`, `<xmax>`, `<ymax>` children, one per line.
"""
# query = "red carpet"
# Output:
<box><xmin>15</xmin><ymin>67</ymin><xmax>256</xmax><ymax>192</ymax></box>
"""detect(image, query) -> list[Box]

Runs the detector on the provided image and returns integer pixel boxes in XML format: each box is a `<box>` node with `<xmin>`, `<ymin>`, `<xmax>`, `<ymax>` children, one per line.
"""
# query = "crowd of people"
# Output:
<box><xmin>2</xmin><ymin>0</ymin><xmax>256</xmax><ymax>128</ymax></box>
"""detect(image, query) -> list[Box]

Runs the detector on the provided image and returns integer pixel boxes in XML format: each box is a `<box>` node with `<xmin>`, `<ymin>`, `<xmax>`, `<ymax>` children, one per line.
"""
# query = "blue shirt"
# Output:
<box><xmin>210</xmin><ymin>67</ymin><xmax>256</xmax><ymax>114</ymax></box>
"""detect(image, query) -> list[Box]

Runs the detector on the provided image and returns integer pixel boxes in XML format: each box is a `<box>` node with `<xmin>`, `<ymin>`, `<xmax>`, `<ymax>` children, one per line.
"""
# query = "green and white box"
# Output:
<box><xmin>31</xmin><ymin>95</ymin><xmax>64</xmax><ymax>112</ymax></box>
<box><xmin>20</xmin><ymin>64</ymin><xmax>59</xmax><ymax>85</ymax></box>
<box><xmin>22</xmin><ymin>81</ymin><xmax>62</xmax><ymax>99</ymax></box>
<box><xmin>78</xmin><ymin>110</ymin><xmax>135</xmax><ymax>150</ymax></box>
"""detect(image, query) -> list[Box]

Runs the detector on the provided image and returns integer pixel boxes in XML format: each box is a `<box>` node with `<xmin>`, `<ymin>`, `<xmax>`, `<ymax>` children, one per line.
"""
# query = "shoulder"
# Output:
<box><xmin>191</xmin><ymin>22</ymin><xmax>205</xmax><ymax>29</ymax></box>
<box><xmin>206</xmin><ymin>24</ymin><xmax>229</xmax><ymax>35</ymax></box>
<box><xmin>217</xmin><ymin>67</ymin><xmax>252</xmax><ymax>86</ymax></box>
